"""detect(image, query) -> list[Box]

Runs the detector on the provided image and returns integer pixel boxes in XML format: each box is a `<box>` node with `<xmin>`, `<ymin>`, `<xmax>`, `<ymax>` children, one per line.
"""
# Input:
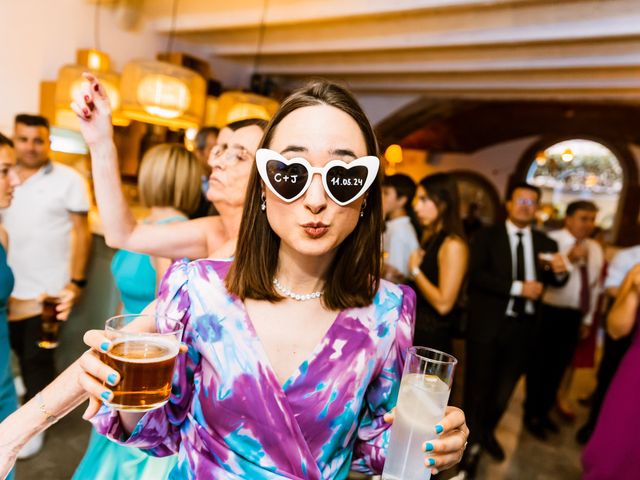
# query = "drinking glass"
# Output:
<box><xmin>37</xmin><ymin>296</ymin><xmax>63</xmax><ymax>349</ymax></box>
<box><xmin>100</xmin><ymin>314</ymin><xmax>183</xmax><ymax>412</ymax></box>
<box><xmin>382</xmin><ymin>346</ymin><xmax>457</xmax><ymax>480</ymax></box>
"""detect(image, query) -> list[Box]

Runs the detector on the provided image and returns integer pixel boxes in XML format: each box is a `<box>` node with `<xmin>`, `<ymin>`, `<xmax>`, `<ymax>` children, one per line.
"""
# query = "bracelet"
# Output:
<box><xmin>71</xmin><ymin>278</ymin><xmax>87</xmax><ymax>288</ymax></box>
<box><xmin>411</xmin><ymin>266</ymin><xmax>422</xmax><ymax>279</ymax></box>
<box><xmin>36</xmin><ymin>392</ymin><xmax>58</xmax><ymax>424</ymax></box>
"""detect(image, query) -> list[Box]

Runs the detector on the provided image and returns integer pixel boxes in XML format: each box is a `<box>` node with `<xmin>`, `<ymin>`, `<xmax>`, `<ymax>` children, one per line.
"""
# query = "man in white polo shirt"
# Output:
<box><xmin>0</xmin><ymin>114</ymin><xmax>91</xmax><ymax>456</ymax></box>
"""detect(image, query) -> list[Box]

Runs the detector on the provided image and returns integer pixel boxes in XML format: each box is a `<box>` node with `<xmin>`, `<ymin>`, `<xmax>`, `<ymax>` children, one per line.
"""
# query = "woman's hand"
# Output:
<box><xmin>78</xmin><ymin>329</ymin><xmax>121</xmax><ymax>420</ymax></box>
<box><xmin>384</xmin><ymin>406</ymin><xmax>469</xmax><ymax>475</ymax></box>
<box><xmin>70</xmin><ymin>72</ymin><xmax>114</xmax><ymax>148</ymax></box>
<box><xmin>408</xmin><ymin>248</ymin><xmax>425</xmax><ymax>273</ymax></box>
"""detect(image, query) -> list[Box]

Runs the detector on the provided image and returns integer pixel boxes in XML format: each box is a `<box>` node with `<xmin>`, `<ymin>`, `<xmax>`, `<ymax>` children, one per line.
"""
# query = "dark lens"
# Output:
<box><xmin>266</xmin><ymin>160</ymin><xmax>309</xmax><ymax>200</ymax></box>
<box><xmin>326</xmin><ymin>165</ymin><xmax>369</xmax><ymax>203</ymax></box>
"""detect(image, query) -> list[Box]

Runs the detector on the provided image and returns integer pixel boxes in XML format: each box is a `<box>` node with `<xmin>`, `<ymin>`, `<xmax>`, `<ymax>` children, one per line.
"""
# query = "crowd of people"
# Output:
<box><xmin>0</xmin><ymin>73</ymin><xmax>636</xmax><ymax>480</ymax></box>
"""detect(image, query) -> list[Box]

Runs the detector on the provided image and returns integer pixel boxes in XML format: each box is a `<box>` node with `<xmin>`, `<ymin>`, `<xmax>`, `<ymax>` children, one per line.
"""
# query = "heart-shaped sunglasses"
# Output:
<box><xmin>256</xmin><ymin>149</ymin><xmax>380</xmax><ymax>206</ymax></box>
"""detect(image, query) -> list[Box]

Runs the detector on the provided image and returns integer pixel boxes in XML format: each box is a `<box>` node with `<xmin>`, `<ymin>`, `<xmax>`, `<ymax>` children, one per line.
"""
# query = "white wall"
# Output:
<box><xmin>0</xmin><ymin>0</ymin><xmax>163</xmax><ymax>134</ymax></box>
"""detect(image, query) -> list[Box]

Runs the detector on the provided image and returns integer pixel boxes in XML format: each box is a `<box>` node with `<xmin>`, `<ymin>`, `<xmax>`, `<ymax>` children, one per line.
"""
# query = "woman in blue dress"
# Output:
<box><xmin>72</xmin><ymin>143</ymin><xmax>203</xmax><ymax>480</ymax></box>
<box><xmin>0</xmin><ymin>133</ymin><xmax>21</xmax><ymax>480</ymax></box>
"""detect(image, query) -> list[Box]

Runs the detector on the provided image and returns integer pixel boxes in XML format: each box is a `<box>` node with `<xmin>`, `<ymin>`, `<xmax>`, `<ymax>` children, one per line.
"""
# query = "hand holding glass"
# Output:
<box><xmin>382</xmin><ymin>347</ymin><xmax>457</xmax><ymax>480</ymax></box>
<box><xmin>99</xmin><ymin>314</ymin><xmax>183</xmax><ymax>412</ymax></box>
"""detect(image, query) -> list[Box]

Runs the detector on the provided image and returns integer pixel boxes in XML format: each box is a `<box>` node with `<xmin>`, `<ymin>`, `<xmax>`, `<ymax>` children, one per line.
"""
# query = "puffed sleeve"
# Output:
<box><xmin>91</xmin><ymin>259</ymin><xmax>201</xmax><ymax>456</ymax></box>
<box><xmin>351</xmin><ymin>284</ymin><xmax>416</xmax><ymax>474</ymax></box>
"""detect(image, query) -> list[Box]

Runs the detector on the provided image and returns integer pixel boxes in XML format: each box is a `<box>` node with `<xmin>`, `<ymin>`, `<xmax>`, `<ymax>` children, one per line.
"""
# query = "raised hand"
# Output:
<box><xmin>69</xmin><ymin>72</ymin><xmax>114</xmax><ymax>147</ymax></box>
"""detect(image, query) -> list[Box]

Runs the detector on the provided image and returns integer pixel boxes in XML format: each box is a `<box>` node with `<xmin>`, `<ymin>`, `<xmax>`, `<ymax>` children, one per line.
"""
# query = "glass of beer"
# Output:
<box><xmin>38</xmin><ymin>296</ymin><xmax>63</xmax><ymax>349</ymax></box>
<box><xmin>100</xmin><ymin>314</ymin><xmax>183</xmax><ymax>412</ymax></box>
<box><xmin>382</xmin><ymin>347</ymin><xmax>457</xmax><ymax>480</ymax></box>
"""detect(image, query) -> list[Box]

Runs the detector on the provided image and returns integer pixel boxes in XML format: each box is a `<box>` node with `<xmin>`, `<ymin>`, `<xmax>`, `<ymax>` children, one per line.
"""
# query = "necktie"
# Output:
<box><xmin>579</xmin><ymin>260</ymin><xmax>590</xmax><ymax>315</ymax></box>
<box><xmin>513</xmin><ymin>232</ymin><xmax>526</xmax><ymax>314</ymax></box>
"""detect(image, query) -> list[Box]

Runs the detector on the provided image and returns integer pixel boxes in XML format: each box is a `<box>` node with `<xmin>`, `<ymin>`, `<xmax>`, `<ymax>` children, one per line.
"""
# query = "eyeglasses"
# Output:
<box><xmin>514</xmin><ymin>199</ymin><xmax>538</xmax><ymax>206</ymax></box>
<box><xmin>210</xmin><ymin>144</ymin><xmax>253</xmax><ymax>165</ymax></box>
<box><xmin>256</xmin><ymin>148</ymin><xmax>379</xmax><ymax>206</ymax></box>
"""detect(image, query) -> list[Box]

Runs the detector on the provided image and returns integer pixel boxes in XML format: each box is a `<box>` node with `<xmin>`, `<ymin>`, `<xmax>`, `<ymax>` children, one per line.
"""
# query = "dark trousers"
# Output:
<box><xmin>8</xmin><ymin>315</ymin><xmax>56</xmax><ymax>402</ymax></box>
<box><xmin>582</xmin><ymin>332</ymin><xmax>632</xmax><ymax>430</ymax></box>
<box><xmin>524</xmin><ymin>304</ymin><xmax>582</xmax><ymax>419</ymax></box>
<box><xmin>464</xmin><ymin>313</ymin><xmax>535</xmax><ymax>444</ymax></box>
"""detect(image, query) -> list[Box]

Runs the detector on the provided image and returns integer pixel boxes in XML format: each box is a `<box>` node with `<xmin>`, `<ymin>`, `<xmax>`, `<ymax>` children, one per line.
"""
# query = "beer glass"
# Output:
<box><xmin>538</xmin><ymin>252</ymin><xmax>554</xmax><ymax>271</ymax></box>
<box><xmin>37</xmin><ymin>296</ymin><xmax>63</xmax><ymax>349</ymax></box>
<box><xmin>382</xmin><ymin>347</ymin><xmax>457</xmax><ymax>480</ymax></box>
<box><xmin>101</xmin><ymin>314</ymin><xmax>183</xmax><ymax>412</ymax></box>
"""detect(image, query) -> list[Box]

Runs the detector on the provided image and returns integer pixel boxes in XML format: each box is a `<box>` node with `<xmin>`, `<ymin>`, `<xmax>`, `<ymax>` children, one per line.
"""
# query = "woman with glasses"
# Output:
<box><xmin>0</xmin><ymin>80</ymin><xmax>468</xmax><ymax>479</ymax></box>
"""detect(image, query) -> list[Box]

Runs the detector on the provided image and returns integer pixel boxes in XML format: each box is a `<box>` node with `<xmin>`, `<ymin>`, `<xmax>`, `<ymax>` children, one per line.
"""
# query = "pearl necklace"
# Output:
<box><xmin>273</xmin><ymin>278</ymin><xmax>324</xmax><ymax>301</ymax></box>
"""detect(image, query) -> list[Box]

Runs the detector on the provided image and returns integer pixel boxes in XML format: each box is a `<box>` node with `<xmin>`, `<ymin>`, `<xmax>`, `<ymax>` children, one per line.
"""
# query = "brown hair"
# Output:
<box><xmin>226</xmin><ymin>80</ymin><xmax>382</xmax><ymax>310</ymax></box>
<box><xmin>138</xmin><ymin>144</ymin><xmax>203</xmax><ymax>216</ymax></box>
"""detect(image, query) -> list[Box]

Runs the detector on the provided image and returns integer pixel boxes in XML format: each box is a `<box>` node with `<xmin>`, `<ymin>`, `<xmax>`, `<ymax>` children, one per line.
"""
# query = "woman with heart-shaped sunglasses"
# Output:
<box><xmin>0</xmin><ymin>81</ymin><xmax>469</xmax><ymax>480</ymax></box>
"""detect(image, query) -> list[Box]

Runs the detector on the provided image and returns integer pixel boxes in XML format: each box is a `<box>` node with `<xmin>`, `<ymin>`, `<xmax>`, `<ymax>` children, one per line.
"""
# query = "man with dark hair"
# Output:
<box><xmin>382</xmin><ymin>174</ymin><xmax>419</xmax><ymax>282</ymax></box>
<box><xmin>1</xmin><ymin>114</ymin><xmax>91</xmax><ymax>457</ymax></box>
<box><xmin>524</xmin><ymin>200</ymin><xmax>603</xmax><ymax>439</ymax></box>
<box><xmin>463</xmin><ymin>182</ymin><xmax>568</xmax><ymax>464</ymax></box>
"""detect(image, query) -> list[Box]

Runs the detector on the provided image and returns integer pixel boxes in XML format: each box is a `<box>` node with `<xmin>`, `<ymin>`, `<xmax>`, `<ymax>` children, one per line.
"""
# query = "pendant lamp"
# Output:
<box><xmin>208</xmin><ymin>91</ymin><xmax>278</xmax><ymax>128</ymax></box>
<box><xmin>55</xmin><ymin>49</ymin><xmax>129</xmax><ymax>130</ymax></box>
<box><xmin>120</xmin><ymin>60</ymin><xmax>206</xmax><ymax>130</ymax></box>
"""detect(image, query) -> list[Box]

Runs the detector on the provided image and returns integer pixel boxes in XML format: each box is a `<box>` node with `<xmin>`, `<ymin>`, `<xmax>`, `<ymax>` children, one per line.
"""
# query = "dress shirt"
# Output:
<box><xmin>383</xmin><ymin>216</ymin><xmax>420</xmax><ymax>278</ymax></box>
<box><xmin>604</xmin><ymin>245</ymin><xmax>640</xmax><ymax>290</ymax></box>
<box><xmin>506</xmin><ymin>220</ymin><xmax>536</xmax><ymax>315</ymax></box>
<box><xmin>542</xmin><ymin>229</ymin><xmax>604</xmax><ymax>325</ymax></box>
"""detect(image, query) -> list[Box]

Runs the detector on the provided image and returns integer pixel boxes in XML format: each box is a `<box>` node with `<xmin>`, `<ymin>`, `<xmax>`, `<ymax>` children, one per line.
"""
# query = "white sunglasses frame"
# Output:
<box><xmin>256</xmin><ymin>148</ymin><xmax>380</xmax><ymax>206</ymax></box>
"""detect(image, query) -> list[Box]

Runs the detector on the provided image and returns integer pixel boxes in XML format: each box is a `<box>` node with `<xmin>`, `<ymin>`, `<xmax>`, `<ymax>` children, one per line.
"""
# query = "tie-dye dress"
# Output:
<box><xmin>92</xmin><ymin>258</ymin><xmax>415</xmax><ymax>479</ymax></box>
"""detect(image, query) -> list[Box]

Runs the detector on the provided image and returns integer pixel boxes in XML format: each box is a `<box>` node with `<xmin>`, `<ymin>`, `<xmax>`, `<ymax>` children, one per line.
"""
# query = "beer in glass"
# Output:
<box><xmin>38</xmin><ymin>296</ymin><xmax>63</xmax><ymax>349</ymax></box>
<box><xmin>382</xmin><ymin>347</ymin><xmax>457</xmax><ymax>480</ymax></box>
<box><xmin>101</xmin><ymin>314</ymin><xmax>183</xmax><ymax>412</ymax></box>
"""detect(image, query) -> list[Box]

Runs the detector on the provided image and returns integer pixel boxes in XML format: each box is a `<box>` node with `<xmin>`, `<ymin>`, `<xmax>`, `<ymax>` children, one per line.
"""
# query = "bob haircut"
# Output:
<box><xmin>418</xmin><ymin>172</ymin><xmax>465</xmax><ymax>240</ymax></box>
<box><xmin>226</xmin><ymin>80</ymin><xmax>383</xmax><ymax>310</ymax></box>
<box><xmin>138</xmin><ymin>144</ymin><xmax>203</xmax><ymax>217</ymax></box>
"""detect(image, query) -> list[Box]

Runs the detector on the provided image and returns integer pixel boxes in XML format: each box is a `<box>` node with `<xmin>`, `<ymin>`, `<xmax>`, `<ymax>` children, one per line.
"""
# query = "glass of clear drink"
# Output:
<box><xmin>382</xmin><ymin>346</ymin><xmax>457</xmax><ymax>480</ymax></box>
<box><xmin>100</xmin><ymin>314</ymin><xmax>183</xmax><ymax>412</ymax></box>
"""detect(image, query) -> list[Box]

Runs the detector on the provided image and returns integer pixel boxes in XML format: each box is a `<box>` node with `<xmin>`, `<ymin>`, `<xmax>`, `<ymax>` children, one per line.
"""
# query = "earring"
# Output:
<box><xmin>260</xmin><ymin>193</ymin><xmax>266</xmax><ymax>212</ymax></box>
<box><xmin>360</xmin><ymin>199</ymin><xmax>367</xmax><ymax>218</ymax></box>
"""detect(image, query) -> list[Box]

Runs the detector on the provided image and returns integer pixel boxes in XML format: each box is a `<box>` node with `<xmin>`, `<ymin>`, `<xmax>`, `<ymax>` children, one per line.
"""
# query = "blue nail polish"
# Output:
<box><xmin>428</xmin><ymin>458</ymin><xmax>436</xmax><ymax>467</ymax></box>
<box><xmin>435</xmin><ymin>424</ymin><xmax>444</xmax><ymax>434</ymax></box>
<box><xmin>107</xmin><ymin>373</ymin><xmax>118</xmax><ymax>386</ymax></box>
<box><xmin>424</xmin><ymin>442</ymin><xmax>434</xmax><ymax>452</ymax></box>
<box><xmin>100</xmin><ymin>342</ymin><xmax>110</xmax><ymax>352</ymax></box>
<box><xmin>100</xmin><ymin>391</ymin><xmax>111</xmax><ymax>401</ymax></box>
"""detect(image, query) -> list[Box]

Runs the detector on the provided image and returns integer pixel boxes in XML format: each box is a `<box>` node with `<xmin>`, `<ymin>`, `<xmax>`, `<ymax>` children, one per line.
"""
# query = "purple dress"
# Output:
<box><xmin>582</xmin><ymin>310</ymin><xmax>640</xmax><ymax>479</ymax></box>
<box><xmin>92</xmin><ymin>259</ymin><xmax>416</xmax><ymax>479</ymax></box>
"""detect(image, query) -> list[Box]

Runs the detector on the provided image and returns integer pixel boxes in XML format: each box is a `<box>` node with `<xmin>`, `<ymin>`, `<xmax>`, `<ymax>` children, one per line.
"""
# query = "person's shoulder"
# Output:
<box><xmin>376</xmin><ymin>279</ymin><xmax>416</xmax><ymax>311</ymax></box>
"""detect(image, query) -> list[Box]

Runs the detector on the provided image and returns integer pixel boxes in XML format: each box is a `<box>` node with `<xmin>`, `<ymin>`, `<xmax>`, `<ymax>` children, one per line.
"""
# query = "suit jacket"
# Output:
<box><xmin>467</xmin><ymin>223</ymin><xmax>568</xmax><ymax>342</ymax></box>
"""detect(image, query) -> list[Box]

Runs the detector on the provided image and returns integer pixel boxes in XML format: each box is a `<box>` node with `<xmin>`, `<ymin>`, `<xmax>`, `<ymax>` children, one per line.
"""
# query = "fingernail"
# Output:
<box><xmin>424</xmin><ymin>442</ymin><xmax>434</xmax><ymax>452</ymax></box>
<box><xmin>100</xmin><ymin>342</ymin><xmax>110</xmax><ymax>352</ymax></box>
<box><xmin>94</xmin><ymin>84</ymin><xmax>100</xmax><ymax>92</ymax></box>
<box><xmin>107</xmin><ymin>373</ymin><xmax>118</xmax><ymax>386</ymax></box>
<box><xmin>84</xmin><ymin>95</ymin><xmax>90</xmax><ymax>102</ymax></box>
<box><xmin>435</xmin><ymin>424</ymin><xmax>444</xmax><ymax>434</ymax></box>
<box><xmin>100</xmin><ymin>391</ymin><xmax>111</xmax><ymax>401</ymax></box>
<box><xmin>428</xmin><ymin>458</ymin><xmax>436</xmax><ymax>467</ymax></box>
<box><xmin>83</xmin><ymin>108</ymin><xmax>89</xmax><ymax>115</ymax></box>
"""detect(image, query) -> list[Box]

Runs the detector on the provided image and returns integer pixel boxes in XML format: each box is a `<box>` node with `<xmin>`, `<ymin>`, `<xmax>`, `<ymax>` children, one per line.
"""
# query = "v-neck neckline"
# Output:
<box><xmin>237</xmin><ymin>298</ymin><xmax>347</xmax><ymax>392</ymax></box>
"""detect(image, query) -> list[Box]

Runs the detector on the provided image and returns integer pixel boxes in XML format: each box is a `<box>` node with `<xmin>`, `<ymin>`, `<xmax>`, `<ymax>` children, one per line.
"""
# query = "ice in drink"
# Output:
<box><xmin>382</xmin><ymin>374</ymin><xmax>451</xmax><ymax>480</ymax></box>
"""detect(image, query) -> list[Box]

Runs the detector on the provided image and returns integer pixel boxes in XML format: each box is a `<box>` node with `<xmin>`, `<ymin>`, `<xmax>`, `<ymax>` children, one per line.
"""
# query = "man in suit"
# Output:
<box><xmin>463</xmin><ymin>182</ymin><xmax>568</xmax><ymax>464</ymax></box>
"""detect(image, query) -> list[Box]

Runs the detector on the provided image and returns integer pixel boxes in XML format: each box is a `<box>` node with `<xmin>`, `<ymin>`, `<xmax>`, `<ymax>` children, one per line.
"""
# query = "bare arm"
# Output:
<box><xmin>73</xmin><ymin>73</ymin><xmax>213</xmax><ymax>260</ymax></box>
<box><xmin>607</xmin><ymin>264</ymin><xmax>640</xmax><ymax>340</ymax></box>
<box><xmin>410</xmin><ymin>237</ymin><xmax>468</xmax><ymax>315</ymax></box>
